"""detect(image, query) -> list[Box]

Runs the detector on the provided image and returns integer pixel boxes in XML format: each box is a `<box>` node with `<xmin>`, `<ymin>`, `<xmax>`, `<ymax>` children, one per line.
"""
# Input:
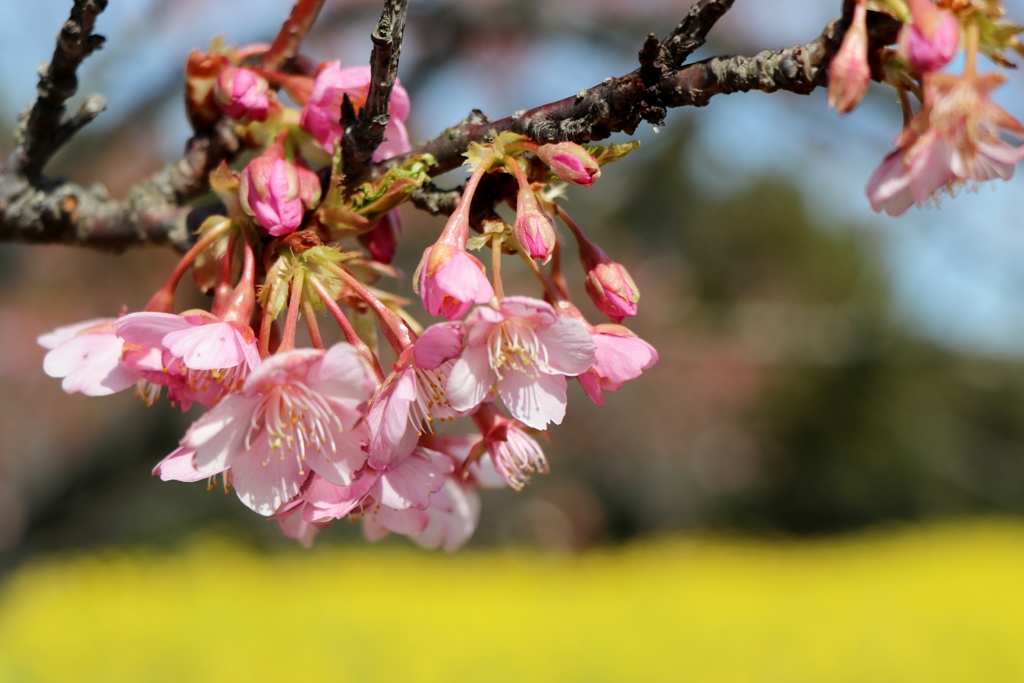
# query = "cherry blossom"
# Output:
<box><xmin>172</xmin><ymin>343</ymin><xmax>375</xmax><ymax>515</ymax></box>
<box><xmin>577</xmin><ymin>325</ymin><xmax>659</xmax><ymax>406</ymax></box>
<box><xmin>418</xmin><ymin>297</ymin><xmax>596</xmax><ymax>430</ymax></box>
<box><xmin>39</xmin><ymin>318</ymin><xmax>139</xmax><ymax>397</ymax></box>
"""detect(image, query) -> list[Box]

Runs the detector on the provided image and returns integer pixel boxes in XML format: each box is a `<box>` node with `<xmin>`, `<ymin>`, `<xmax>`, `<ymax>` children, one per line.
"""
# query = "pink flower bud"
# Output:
<box><xmin>214</xmin><ymin>67</ymin><xmax>270</xmax><ymax>121</ymax></box>
<box><xmin>514</xmin><ymin>188</ymin><xmax>557</xmax><ymax>263</ymax></box>
<box><xmin>827</xmin><ymin>1</ymin><xmax>871</xmax><ymax>115</ymax></box>
<box><xmin>536</xmin><ymin>142</ymin><xmax>601</xmax><ymax>186</ymax></box>
<box><xmin>899</xmin><ymin>1</ymin><xmax>959</xmax><ymax>74</ymax></box>
<box><xmin>585</xmin><ymin>261</ymin><xmax>640</xmax><ymax>322</ymax></box>
<box><xmin>360</xmin><ymin>210</ymin><xmax>402</xmax><ymax>264</ymax></box>
<box><xmin>239</xmin><ymin>155</ymin><xmax>304</xmax><ymax>236</ymax></box>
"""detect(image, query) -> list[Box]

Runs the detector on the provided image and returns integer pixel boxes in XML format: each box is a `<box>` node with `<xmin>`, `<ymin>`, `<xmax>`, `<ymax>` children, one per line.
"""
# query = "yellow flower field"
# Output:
<box><xmin>1</xmin><ymin>519</ymin><xmax>1023</xmax><ymax>682</ymax></box>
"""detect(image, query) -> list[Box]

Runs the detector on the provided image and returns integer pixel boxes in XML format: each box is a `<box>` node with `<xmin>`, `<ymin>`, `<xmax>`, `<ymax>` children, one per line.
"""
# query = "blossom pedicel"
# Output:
<box><xmin>38</xmin><ymin>44</ymin><xmax>658</xmax><ymax>552</ymax></box>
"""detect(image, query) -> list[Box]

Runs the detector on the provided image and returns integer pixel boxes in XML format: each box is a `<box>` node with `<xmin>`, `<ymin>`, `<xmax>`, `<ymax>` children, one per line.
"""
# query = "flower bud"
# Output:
<box><xmin>899</xmin><ymin>0</ymin><xmax>959</xmax><ymax>74</ymax></box>
<box><xmin>214</xmin><ymin>66</ymin><xmax>270</xmax><ymax>121</ymax></box>
<box><xmin>514</xmin><ymin>188</ymin><xmax>557</xmax><ymax>263</ymax></box>
<box><xmin>827</xmin><ymin>1</ymin><xmax>870</xmax><ymax>115</ymax></box>
<box><xmin>536</xmin><ymin>142</ymin><xmax>600</xmax><ymax>186</ymax></box>
<box><xmin>239</xmin><ymin>154</ymin><xmax>304</xmax><ymax>237</ymax></box>
<box><xmin>185</xmin><ymin>50</ymin><xmax>227</xmax><ymax>131</ymax></box>
<box><xmin>585</xmin><ymin>261</ymin><xmax>639</xmax><ymax>323</ymax></box>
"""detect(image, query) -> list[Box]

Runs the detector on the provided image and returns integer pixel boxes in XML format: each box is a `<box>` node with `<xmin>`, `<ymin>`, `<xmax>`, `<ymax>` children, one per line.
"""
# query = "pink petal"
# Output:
<box><xmin>373</xmin><ymin>453</ymin><xmax>445</xmax><ymax>510</ymax></box>
<box><xmin>153</xmin><ymin>447</ymin><xmax>206</xmax><ymax>482</ymax></box>
<box><xmin>535</xmin><ymin>317</ymin><xmax>596</xmax><ymax>376</ymax></box>
<box><xmin>43</xmin><ymin>333</ymin><xmax>137</xmax><ymax>396</ymax></box>
<box><xmin>304</xmin><ymin>420</ymin><xmax>370</xmax><ymax>486</ymax></box>
<box><xmin>116</xmin><ymin>312</ymin><xmax>190</xmax><ymax>348</ymax></box>
<box><xmin>414</xmin><ymin>323</ymin><xmax>464</xmax><ymax>369</ymax></box>
<box><xmin>434</xmin><ymin>252</ymin><xmax>494</xmax><ymax>306</ymax></box>
<box><xmin>593</xmin><ymin>333</ymin><xmax>658</xmax><ymax>383</ymax></box>
<box><xmin>497</xmin><ymin>370</ymin><xmax>567</xmax><ymax>430</ymax></box>
<box><xmin>367</xmin><ymin>370</ymin><xmax>418</xmax><ymax>470</ymax></box>
<box><xmin>303</xmin><ymin>471</ymin><xmax>380</xmax><ymax>522</ymax></box>
<box><xmin>37</xmin><ymin>318</ymin><xmax>114</xmax><ymax>349</ymax></box>
<box><xmin>866</xmin><ymin>150</ymin><xmax>914</xmax><ymax>217</ymax></box>
<box><xmin>306</xmin><ymin>343</ymin><xmax>375</xmax><ymax>405</ymax></box>
<box><xmin>162</xmin><ymin>322</ymin><xmax>250</xmax><ymax>370</ymax></box>
<box><xmin>228</xmin><ymin>437</ymin><xmax>305</xmax><ymax>516</ymax></box>
<box><xmin>446</xmin><ymin>344</ymin><xmax>493</xmax><ymax>413</ymax></box>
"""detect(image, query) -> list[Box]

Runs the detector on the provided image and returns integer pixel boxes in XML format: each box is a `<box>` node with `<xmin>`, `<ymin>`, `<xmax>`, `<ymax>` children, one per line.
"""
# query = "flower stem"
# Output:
<box><xmin>307</xmin><ymin>275</ymin><xmax>385</xmax><ymax>383</ymax></box>
<box><xmin>491</xmin><ymin>233</ymin><xmax>505</xmax><ymax>299</ymax></box>
<box><xmin>277</xmin><ymin>268</ymin><xmax>305</xmax><ymax>352</ymax></box>
<box><xmin>146</xmin><ymin>218</ymin><xmax>233</xmax><ymax>312</ymax></box>
<box><xmin>303</xmin><ymin>299</ymin><xmax>324</xmax><ymax>350</ymax></box>
<box><xmin>964</xmin><ymin>19</ymin><xmax>979</xmax><ymax>80</ymax></box>
<box><xmin>323</xmin><ymin>262</ymin><xmax>414</xmax><ymax>353</ymax></box>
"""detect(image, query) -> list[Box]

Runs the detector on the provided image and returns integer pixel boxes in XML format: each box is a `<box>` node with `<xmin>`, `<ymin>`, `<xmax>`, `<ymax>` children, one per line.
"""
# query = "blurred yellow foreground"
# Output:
<box><xmin>2</xmin><ymin>520</ymin><xmax>1023</xmax><ymax>682</ymax></box>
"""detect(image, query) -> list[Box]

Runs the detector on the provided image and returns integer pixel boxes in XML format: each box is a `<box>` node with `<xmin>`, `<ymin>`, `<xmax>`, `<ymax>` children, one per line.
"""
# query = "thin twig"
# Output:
<box><xmin>260</xmin><ymin>0</ymin><xmax>327</xmax><ymax>72</ymax></box>
<box><xmin>341</xmin><ymin>0</ymin><xmax>410</xmax><ymax>179</ymax></box>
<box><xmin>658</xmin><ymin>0</ymin><xmax>736</xmax><ymax>70</ymax></box>
<box><xmin>14</xmin><ymin>0</ymin><xmax>108</xmax><ymax>178</ymax></box>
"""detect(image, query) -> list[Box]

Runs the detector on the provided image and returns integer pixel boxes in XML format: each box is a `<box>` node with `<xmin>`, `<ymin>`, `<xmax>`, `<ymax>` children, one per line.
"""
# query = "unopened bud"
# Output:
<box><xmin>239</xmin><ymin>154</ymin><xmax>304</xmax><ymax>237</ymax></box>
<box><xmin>536</xmin><ymin>142</ymin><xmax>600</xmax><ymax>186</ymax></box>
<box><xmin>900</xmin><ymin>0</ymin><xmax>959</xmax><ymax>74</ymax></box>
<box><xmin>827</xmin><ymin>1</ymin><xmax>871</xmax><ymax>115</ymax></box>
<box><xmin>514</xmin><ymin>188</ymin><xmax>557</xmax><ymax>263</ymax></box>
<box><xmin>214</xmin><ymin>66</ymin><xmax>270</xmax><ymax>121</ymax></box>
<box><xmin>585</xmin><ymin>261</ymin><xmax>639</xmax><ymax>322</ymax></box>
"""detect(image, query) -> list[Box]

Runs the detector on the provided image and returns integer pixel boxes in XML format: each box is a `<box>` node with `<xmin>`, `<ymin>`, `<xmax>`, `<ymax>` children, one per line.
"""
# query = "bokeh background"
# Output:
<box><xmin>2</xmin><ymin>1</ymin><xmax>1024</xmax><ymax>680</ymax></box>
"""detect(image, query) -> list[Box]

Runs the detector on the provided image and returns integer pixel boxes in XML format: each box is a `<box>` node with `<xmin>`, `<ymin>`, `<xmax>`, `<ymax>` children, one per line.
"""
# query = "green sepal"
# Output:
<box><xmin>583</xmin><ymin>140</ymin><xmax>641</xmax><ymax>166</ymax></box>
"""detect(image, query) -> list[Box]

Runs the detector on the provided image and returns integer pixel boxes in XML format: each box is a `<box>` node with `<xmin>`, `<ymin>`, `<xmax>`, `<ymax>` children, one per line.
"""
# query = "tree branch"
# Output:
<box><xmin>12</xmin><ymin>0</ymin><xmax>108</xmax><ymax>178</ymax></box>
<box><xmin>658</xmin><ymin>0</ymin><xmax>736</xmax><ymax>70</ymax></box>
<box><xmin>341</xmin><ymin>0</ymin><xmax>410</xmax><ymax>179</ymax></box>
<box><xmin>373</xmin><ymin>10</ymin><xmax>901</xmax><ymax>180</ymax></box>
<box><xmin>0</xmin><ymin>3</ymin><xmax>902</xmax><ymax>250</ymax></box>
<box><xmin>260</xmin><ymin>0</ymin><xmax>327</xmax><ymax>73</ymax></box>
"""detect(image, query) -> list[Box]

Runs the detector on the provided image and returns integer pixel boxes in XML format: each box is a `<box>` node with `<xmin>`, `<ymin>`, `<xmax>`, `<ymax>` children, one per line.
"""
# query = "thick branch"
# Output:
<box><xmin>374</xmin><ymin>11</ymin><xmax>900</xmax><ymax>180</ymax></box>
<box><xmin>260</xmin><ymin>0</ymin><xmax>327</xmax><ymax>72</ymax></box>
<box><xmin>341</xmin><ymin>0</ymin><xmax>410</xmax><ymax>179</ymax></box>
<box><xmin>14</xmin><ymin>0</ymin><xmax>107</xmax><ymax>178</ymax></box>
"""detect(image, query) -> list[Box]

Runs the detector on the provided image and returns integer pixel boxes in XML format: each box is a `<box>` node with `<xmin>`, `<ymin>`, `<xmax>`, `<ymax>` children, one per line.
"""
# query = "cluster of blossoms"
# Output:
<box><xmin>827</xmin><ymin>0</ymin><xmax>1024</xmax><ymax>215</ymax></box>
<box><xmin>38</xmin><ymin>43</ymin><xmax>657</xmax><ymax>550</ymax></box>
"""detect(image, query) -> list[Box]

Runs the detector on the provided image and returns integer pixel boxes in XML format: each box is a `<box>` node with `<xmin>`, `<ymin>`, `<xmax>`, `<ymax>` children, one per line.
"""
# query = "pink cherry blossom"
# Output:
<box><xmin>214</xmin><ymin>66</ymin><xmax>270</xmax><ymax>121</ymax></box>
<box><xmin>416</xmin><ymin>244</ymin><xmax>494</xmax><ymax>320</ymax></box>
<box><xmin>117</xmin><ymin>311</ymin><xmax>260</xmax><ymax>411</ymax></box>
<box><xmin>299</xmin><ymin>62</ymin><xmax>411</xmax><ymax>161</ymax></box>
<box><xmin>577</xmin><ymin>325</ymin><xmax>659</xmax><ymax>406</ymax></box>
<box><xmin>39</xmin><ymin>318</ymin><xmax>139</xmax><ymax>396</ymax></box>
<box><xmin>175</xmin><ymin>343</ymin><xmax>375</xmax><ymax>515</ymax></box>
<box><xmin>475</xmin><ymin>408</ymin><xmax>548</xmax><ymax>490</ymax></box>
<box><xmin>867</xmin><ymin>73</ymin><xmax>1024</xmax><ymax>216</ymax></box>
<box><xmin>420</xmin><ymin>297</ymin><xmax>596</xmax><ymax>430</ymax></box>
